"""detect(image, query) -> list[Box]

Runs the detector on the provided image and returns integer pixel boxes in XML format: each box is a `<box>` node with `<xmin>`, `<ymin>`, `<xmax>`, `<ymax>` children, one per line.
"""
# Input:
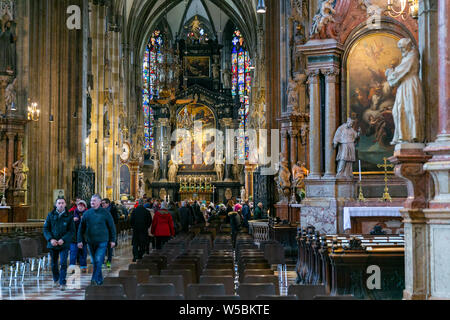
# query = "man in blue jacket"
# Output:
<box><xmin>77</xmin><ymin>194</ymin><xmax>116</xmax><ymax>285</ymax></box>
<box><xmin>43</xmin><ymin>198</ymin><xmax>75</xmax><ymax>291</ymax></box>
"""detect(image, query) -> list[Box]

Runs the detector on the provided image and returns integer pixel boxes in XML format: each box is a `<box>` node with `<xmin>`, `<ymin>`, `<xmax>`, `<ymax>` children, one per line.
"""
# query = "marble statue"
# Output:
<box><xmin>240</xmin><ymin>186</ymin><xmax>246</xmax><ymax>201</ymax></box>
<box><xmin>385</xmin><ymin>38</ymin><xmax>424</xmax><ymax>145</ymax></box>
<box><xmin>249</xmin><ymin>90</ymin><xmax>266</xmax><ymax>129</ymax></box>
<box><xmin>168</xmin><ymin>160</ymin><xmax>178</xmax><ymax>183</ymax></box>
<box><xmin>215</xmin><ymin>158</ymin><xmax>224</xmax><ymax>181</ymax></box>
<box><xmin>222</xmin><ymin>66</ymin><xmax>231</xmax><ymax>89</ymax></box>
<box><xmin>12</xmin><ymin>156</ymin><xmax>28</xmax><ymax>190</ymax></box>
<box><xmin>4</xmin><ymin>77</ymin><xmax>16</xmax><ymax>110</ymax></box>
<box><xmin>138</xmin><ymin>173</ymin><xmax>145</xmax><ymax>199</ymax></box>
<box><xmin>333</xmin><ymin>118</ymin><xmax>360</xmax><ymax>179</ymax></box>
<box><xmin>212</xmin><ymin>63</ymin><xmax>220</xmax><ymax>79</ymax></box>
<box><xmin>310</xmin><ymin>0</ymin><xmax>336</xmax><ymax>37</ymax></box>
<box><xmin>152</xmin><ymin>153</ymin><xmax>160</xmax><ymax>181</ymax></box>
<box><xmin>275</xmin><ymin>156</ymin><xmax>292</xmax><ymax>203</ymax></box>
<box><xmin>287</xmin><ymin>77</ymin><xmax>299</xmax><ymax>110</ymax></box>
<box><xmin>300</xmin><ymin>123</ymin><xmax>309</xmax><ymax>146</ymax></box>
<box><xmin>0</xmin><ymin>13</ymin><xmax>16</xmax><ymax>75</ymax></box>
<box><xmin>232</xmin><ymin>161</ymin><xmax>243</xmax><ymax>182</ymax></box>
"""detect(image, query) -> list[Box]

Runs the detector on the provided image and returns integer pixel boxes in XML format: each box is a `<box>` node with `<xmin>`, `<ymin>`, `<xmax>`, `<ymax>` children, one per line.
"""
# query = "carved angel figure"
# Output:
<box><xmin>310</xmin><ymin>0</ymin><xmax>336</xmax><ymax>37</ymax></box>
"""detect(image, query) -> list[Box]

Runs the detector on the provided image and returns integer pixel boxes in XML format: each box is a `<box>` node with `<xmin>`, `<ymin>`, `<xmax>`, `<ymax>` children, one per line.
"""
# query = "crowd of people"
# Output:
<box><xmin>43</xmin><ymin>194</ymin><xmax>268</xmax><ymax>290</ymax></box>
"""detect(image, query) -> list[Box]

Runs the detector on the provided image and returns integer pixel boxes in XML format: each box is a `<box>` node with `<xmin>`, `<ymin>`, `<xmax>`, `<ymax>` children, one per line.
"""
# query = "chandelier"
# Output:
<box><xmin>387</xmin><ymin>0</ymin><xmax>418</xmax><ymax>20</ymax></box>
<box><xmin>27</xmin><ymin>99</ymin><xmax>40</xmax><ymax>122</ymax></box>
<box><xmin>156</xmin><ymin>0</ymin><xmax>181</xmax><ymax>101</ymax></box>
<box><xmin>156</xmin><ymin>37</ymin><xmax>181</xmax><ymax>100</ymax></box>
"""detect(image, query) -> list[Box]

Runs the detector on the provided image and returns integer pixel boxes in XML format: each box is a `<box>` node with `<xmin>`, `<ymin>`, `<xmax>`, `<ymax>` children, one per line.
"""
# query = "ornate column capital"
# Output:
<box><xmin>158</xmin><ymin>118</ymin><xmax>170</xmax><ymax>127</ymax></box>
<box><xmin>289</xmin><ymin>129</ymin><xmax>299</xmax><ymax>138</ymax></box>
<box><xmin>322</xmin><ymin>68</ymin><xmax>340</xmax><ymax>83</ymax></box>
<box><xmin>306</xmin><ymin>69</ymin><xmax>320</xmax><ymax>84</ymax></box>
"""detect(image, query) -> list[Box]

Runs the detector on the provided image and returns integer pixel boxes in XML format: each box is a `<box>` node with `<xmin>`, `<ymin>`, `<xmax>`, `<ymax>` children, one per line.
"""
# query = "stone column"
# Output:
<box><xmin>129</xmin><ymin>161</ymin><xmax>139</xmax><ymax>200</ymax></box>
<box><xmin>422</xmin><ymin>0</ymin><xmax>450</xmax><ymax>300</ymax></box>
<box><xmin>221</xmin><ymin>118</ymin><xmax>234</xmax><ymax>182</ymax></box>
<box><xmin>389</xmin><ymin>145</ymin><xmax>431</xmax><ymax>300</ymax></box>
<box><xmin>307</xmin><ymin>70</ymin><xmax>321</xmax><ymax>179</ymax></box>
<box><xmin>290</xmin><ymin>129</ymin><xmax>298</xmax><ymax>166</ymax></box>
<box><xmin>281</xmin><ymin>130</ymin><xmax>289</xmax><ymax>163</ymax></box>
<box><xmin>323</xmin><ymin>68</ymin><xmax>339</xmax><ymax>178</ymax></box>
<box><xmin>6</xmin><ymin>133</ymin><xmax>16</xmax><ymax>172</ymax></box>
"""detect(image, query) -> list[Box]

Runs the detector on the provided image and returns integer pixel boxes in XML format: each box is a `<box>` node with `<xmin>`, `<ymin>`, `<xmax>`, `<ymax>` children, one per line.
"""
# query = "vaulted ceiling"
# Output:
<box><xmin>120</xmin><ymin>0</ymin><xmax>259</xmax><ymax>61</ymax></box>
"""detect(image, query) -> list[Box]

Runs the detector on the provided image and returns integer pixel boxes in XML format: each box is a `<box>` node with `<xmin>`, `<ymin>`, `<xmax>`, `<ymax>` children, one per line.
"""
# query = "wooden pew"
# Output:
<box><xmin>296</xmin><ymin>229</ymin><xmax>404</xmax><ymax>300</ymax></box>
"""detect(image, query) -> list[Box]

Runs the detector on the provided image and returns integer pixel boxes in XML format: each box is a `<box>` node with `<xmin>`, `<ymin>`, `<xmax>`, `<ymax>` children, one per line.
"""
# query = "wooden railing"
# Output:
<box><xmin>0</xmin><ymin>222</ymin><xmax>45</xmax><ymax>234</ymax></box>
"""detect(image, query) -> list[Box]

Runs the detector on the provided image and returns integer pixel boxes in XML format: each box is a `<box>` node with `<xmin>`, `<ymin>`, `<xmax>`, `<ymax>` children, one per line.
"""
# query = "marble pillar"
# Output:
<box><xmin>221</xmin><ymin>118</ymin><xmax>234</xmax><ymax>182</ymax></box>
<box><xmin>281</xmin><ymin>130</ymin><xmax>289</xmax><ymax>162</ymax></box>
<box><xmin>290</xmin><ymin>129</ymin><xmax>298</xmax><ymax>166</ymax></box>
<box><xmin>389</xmin><ymin>144</ymin><xmax>431</xmax><ymax>300</ymax></box>
<box><xmin>307</xmin><ymin>70</ymin><xmax>321</xmax><ymax>179</ymax></box>
<box><xmin>323</xmin><ymin>68</ymin><xmax>339</xmax><ymax>178</ymax></box>
<box><xmin>422</xmin><ymin>0</ymin><xmax>450</xmax><ymax>300</ymax></box>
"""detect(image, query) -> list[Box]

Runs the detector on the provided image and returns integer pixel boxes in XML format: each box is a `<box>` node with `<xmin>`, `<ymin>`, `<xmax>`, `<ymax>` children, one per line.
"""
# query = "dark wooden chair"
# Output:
<box><xmin>288</xmin><ymin>284</ymin><xmax>326</xmax><ymax>300</ymax></box>
<box><xmin>186</xmin><ymin>283</ymin><xmax>226</xmax><ymax>300</ymax></box>
<box><xmin>200</xmin><ymin>275</ymin><xmax>235</xmax><ymax>295</ymax></box>
<box><xmin>104</xmin><ymin>276</ymin><xmax>138</xmax><ymax>300</ymax></box>
<box><xmin>85</xmin><ymin>284</ymin><xmax>127</xmax><ymax>300</ymax></box>
<box><xmin>139</xmin><ymin>294</ymin><xmax>185</xmax><ymax>300</ymax></box>
<box><xmin>237</xmin><ymin>283</ymin><xmax>276</xmax><ymax>300</ymax></box>
<box><xmin>148</xmin><ymin>275</ymin><xmax>185</xmax><ymax>296</ymax></box>
<box><xmin>136</xmin><ymin>283</ymin><xmax>176</xmax><ymax>299</ymax></box>
<box><xmin>119</xmin><ymin>270</ymin><xmax>150</xmax><ymax>284</ymax></box>
<box><xmin>243</xmin><ymin>275</ymin><xmax>280</xmax><ymax>295</ymax></box>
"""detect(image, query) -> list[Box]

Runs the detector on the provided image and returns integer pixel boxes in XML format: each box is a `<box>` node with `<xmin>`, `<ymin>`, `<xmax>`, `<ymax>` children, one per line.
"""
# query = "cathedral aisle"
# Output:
<box><xmin>0</xmin><ymin>232</ymin><xmax>133</xmax><ymax>300</ymax></box>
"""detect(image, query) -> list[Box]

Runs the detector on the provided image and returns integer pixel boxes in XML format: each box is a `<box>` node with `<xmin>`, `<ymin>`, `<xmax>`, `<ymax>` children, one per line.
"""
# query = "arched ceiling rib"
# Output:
<box><xmin>125</xmin><ymin>0</ymin><xmax>258</xmax><ymax>62</ymax></box>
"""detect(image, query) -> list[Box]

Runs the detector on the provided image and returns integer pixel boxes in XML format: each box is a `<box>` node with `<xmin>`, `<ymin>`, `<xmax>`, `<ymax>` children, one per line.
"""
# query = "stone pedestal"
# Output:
<box><xmin>301</xmin><ymin>177</ymin><xmax>355</xmax><ymax>234</ymax></box>
<box><xmin>389</xmin><ymin>144</ymin><xmax>431</xmax><ymax>300</ymax></box>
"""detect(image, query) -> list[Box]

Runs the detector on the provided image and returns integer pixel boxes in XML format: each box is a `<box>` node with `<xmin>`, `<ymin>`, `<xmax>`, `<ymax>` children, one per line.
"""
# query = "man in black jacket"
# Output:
<box><xmin>43</xmin><ymin>198</ymin><xmax>75</xmax><ymax>290</ymax></box>
<box><xmin>179</xmin><ymin>201</ymin><xmax>193</xmax><ymax>233</ymax></box>
<box><xmin>130</xmin><ymin>199</ymin><xmax>152</xmax><ymax>261</ymax></box>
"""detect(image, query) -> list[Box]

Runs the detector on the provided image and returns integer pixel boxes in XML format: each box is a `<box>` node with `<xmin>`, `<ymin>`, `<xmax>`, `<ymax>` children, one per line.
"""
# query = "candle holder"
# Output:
<box><xmin>357</xmin><ymin>180</ymin><xmax>366</xmax><ymax>203</ymax></box>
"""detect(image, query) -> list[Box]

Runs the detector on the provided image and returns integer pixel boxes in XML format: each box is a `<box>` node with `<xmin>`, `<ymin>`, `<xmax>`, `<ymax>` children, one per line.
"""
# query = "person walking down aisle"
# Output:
<box><xmin>69</xmin><ymin>200</ymin><xmax>88</xmax><ymax>273</ymax></box>
<box><xmin>130</xmin><ymin>199</ymin><xmax>152</xmax><ymax>262</ymax></box>
<box><xmin>43</xmin><ymin>198</ymin><xmax>75</xmax><ymax>291</ymax></box>
<box><xmin>151</xmin><ymin>201</ymin><xmax>175</xmax><ymax>250</ymax></box>
<box><xmin>77</xmin><ymin>194</ymin><xmax>116</xmax><ymax>286</ymax></box>
<box><xmin>101</xmin><ymin>198</ymin><xmax>119</xmax><ymax>269</ymax></box>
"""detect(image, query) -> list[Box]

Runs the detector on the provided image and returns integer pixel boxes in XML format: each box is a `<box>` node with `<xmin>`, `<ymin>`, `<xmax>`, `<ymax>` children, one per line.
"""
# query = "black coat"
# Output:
<box><xmin>130</xmin><ymin>205</ymin><xmax>152</xmax><ymax>244</ymax></box>
<box><xmin>179</xmin><ymin>206</ymin><xmax>193</xmax><ymax>233</ymax></box>
<box><xmin>43</xmin><ymin>209</ymin><xmax>75</xmax><ymax>250</ymax></box>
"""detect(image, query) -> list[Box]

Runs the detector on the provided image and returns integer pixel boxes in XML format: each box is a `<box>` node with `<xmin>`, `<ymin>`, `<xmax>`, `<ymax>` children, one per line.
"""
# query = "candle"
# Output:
<box><xmin>358</xmin><ymin>160</ymin><xmax>362</xmax><ymax>182</ymax></box>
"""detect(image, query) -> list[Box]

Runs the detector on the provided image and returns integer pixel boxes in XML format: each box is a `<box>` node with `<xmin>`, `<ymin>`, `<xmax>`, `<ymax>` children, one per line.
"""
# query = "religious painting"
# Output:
<box><xmin>347</xmin><ymin>33</ymin><xmax>402</xmax><ymax>172</ymax></box>
<box><xmin>184</xmin><ymin>56</ymin><xmax>210</xmax><ymax>78</ymax></box>
<box><xmin>175</xmin><ymin>103</ymin><xmax>216</xmax><ymax>171</ymax></box>
<box><xmin>120</xmin><ymin>165</ymin><xmax>130</xmax><ymax>195</ymax></box>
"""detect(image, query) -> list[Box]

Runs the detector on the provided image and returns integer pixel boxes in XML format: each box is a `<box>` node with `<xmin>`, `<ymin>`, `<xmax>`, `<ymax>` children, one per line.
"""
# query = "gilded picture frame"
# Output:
<box><xmin>346</xmin><ymin>32</ymin><xmax>402</xmax><ymax>173</ymax></box>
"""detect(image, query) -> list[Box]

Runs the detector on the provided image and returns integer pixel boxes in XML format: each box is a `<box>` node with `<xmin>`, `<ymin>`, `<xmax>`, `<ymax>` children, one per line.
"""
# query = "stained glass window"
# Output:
<box><xmin>142</xmin><ymin>30</ymin><xmax>163</xmax><ymax>152</ymax></box>
<box><xmin>231</xmin><ymin>30</ymin><xmax>251</xmax><ymax>160</ymax></box>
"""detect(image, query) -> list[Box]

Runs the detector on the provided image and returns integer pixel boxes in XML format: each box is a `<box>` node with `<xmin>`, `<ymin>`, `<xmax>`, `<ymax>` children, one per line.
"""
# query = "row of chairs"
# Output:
<box><xmin>0</xmin><ymin>233</ymin><xmax>51</xmax><ymax>286</ymax></box>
